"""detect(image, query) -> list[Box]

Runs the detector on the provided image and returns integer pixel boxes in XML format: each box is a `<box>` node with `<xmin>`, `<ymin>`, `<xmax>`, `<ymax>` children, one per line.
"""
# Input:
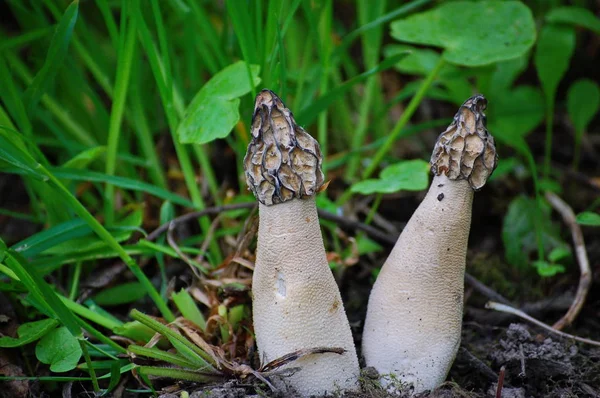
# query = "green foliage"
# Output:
<box><xmin>172</xmin><ymin>288</ymin><xmax>207</xmax><ymax>330</ymax></box>
<box><xmin>546</xmin><ymin>6</ymin><xmax>600</xmax><ymax>34</ymax></box>
<box><xmin>568</xmin><ymin>80</ymin><xmax>600</xmax><ymax>135</ymax></box>
<box><xmin>0</xmin><ymin>318</ymin><xmax>59</xmax><ymax>348</ymax></box>
<box><xmin>502</xmin><ymin>197</ymin><xmax>569</xmax><ymax>274</ymax></box>
<box><xmin>535</xmin><ymin>24</ymin><xmax>575</xmax><ymax>103</ymax></box>
<box><xmin>487</xmin><ymin>86</ymin><xmax>545</xmax><ymax>140</ymax></box>
<box><xmin>576</xmin><ymin>212</ymin><xmax>600</xmax><ymax>227</ymax></box>
<box><xmin>351</xmin><ymin>159</ymin><xmax>430</xmax><ymax>195</ymax></box>
<box><xmin>534</xmin><ymin>23</ymin><xmax>576</xmax><ymax>177</ymax></box>
<box><xmin>177</xmin><ymin>61</ymin><xmax>261</xmax><ymax>144</ymax></box>
<box><xmin>567</xmin><ymin>79</ymin><xmax>600</xmax><ymax>168</ymax></box>
<box><xmin>23</xmin><ymin>0</ymin><xmax>79</xmax><ymax>113</ymax></box>
<box><xmin>93</xmin><ymin>282</ymin><xmax>147</xmax><ymax>306</ymax></box>
<box><xmin>390</xmin><ymin>1</ymin><xmax>536</xmax><ymax>67</ymax></box>
<box><xmin>35</xmin><ymin>326</ymin><xmax>82</xmax><ymax>372</ymax></box>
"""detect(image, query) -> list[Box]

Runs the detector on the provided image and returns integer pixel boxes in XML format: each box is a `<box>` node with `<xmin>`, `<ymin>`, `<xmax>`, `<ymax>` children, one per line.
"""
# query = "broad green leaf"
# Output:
<box><xmin>548</xmin><ymin>247</ymin><xmax>571</xmax><ymax>263</ymax></box>
<box><xmin>23</xmin><ymin>0</ymin><xmax>79</xmax><ymax>112</ymax></box>
<box><xmin>35</xmin><ymin>326</ymin><xmax>82</xmax><ymax>372</ymax></box>
<box><xmin>93</xmin><ymin>282</ymin><xmax>147</xmax><ymax>306</ymax></box>
<box><xmin>172</xmin><ymin>289</ymin><xmax>206</xmax><ymax>330</ymax></box>
<box><xmin>0</xmin><ymin>318</ymin><xmax>59</xmax><ymax>348</ymax></box>
<box><xmin>385</xmin><ymin>45</ymin><xmax>472</xmax><ymax>105</ymax></box>
<box><xmin>351</xmin><ymin>159</ymin><xmax>429</xmax><ymax>195</ymax></box>
<box><xmin>487</xmin><ymin>55</ymin><xmax>529</xmax><ymax>95</ymax></box>
<box><xmin>533</xmin><ymin>260</ymin><xmax>565</xmax><ymax>277</ymax></box>
<box><xmin>567</xmin><ymin>79</ymin><xmax>600</xmax><ymax>135</ymax></box>
<box><xmin>576</xmin><ymin>211</ymin><xmax>600</xmax><ymax>226</ymax></box>
<box><xmin>385</xmin><ymin>45</ymin><xmax>440</xmax><ymax>75</ymax></box>
<box><xmin>546</xmin><ymin>6</ymin><xmax>600</xmax><ymax>35</ymax></box>
<box><xmin>178</xmin><ymin>61</ymin><xmax>261</xmax><ymax>144</ymax></box>
<box><xmin>502</xmin><ymin>196</ymin><xmax>567</xmax><ymax>269</ymax></box>
<box><xmin>488</xmin><ymin>85</ymin><xmax>545</xmax><ymax>139</ymax></box>
<box><xmin>390</xmin><ymin>1</ymin><xmax>536</xmax><ymax>67</ymax></box>
<box><xmin>534</xmin><ymin>24</ymin><xmax>575</xmax><ymax>103</ymax></box>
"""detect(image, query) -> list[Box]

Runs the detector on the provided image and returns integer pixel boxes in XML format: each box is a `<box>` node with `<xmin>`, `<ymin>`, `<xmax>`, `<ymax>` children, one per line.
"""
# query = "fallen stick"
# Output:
<box><xmin>485</xmin><ymin>301</ymin><xmax>600</xmax><ymax>347</ymax></box>
<box><xmin>544</xmin><ymin>191</ymin><xmax>592</xmax><ymax>330</ymax></box>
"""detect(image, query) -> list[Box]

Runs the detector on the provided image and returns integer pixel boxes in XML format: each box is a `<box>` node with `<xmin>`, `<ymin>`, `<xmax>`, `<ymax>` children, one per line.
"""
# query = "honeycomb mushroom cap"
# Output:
<box><xmin>244</xmin><ymin>90</ymin><xmax>324</xmax><ymax>205</ymax></box>
<box><xmin>430</xmin><ymin>95</ymin><xmax>498</xmax><ymax>190</ymax></box>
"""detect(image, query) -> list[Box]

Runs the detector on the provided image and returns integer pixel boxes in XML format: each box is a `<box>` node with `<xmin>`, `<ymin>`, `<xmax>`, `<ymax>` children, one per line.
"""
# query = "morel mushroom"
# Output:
<box><xmin>244</xmin><ymin>90</ymin><xmax>360</xmax><ymax>396</ymax></box>
<box><xmin>362</xmin><ymin>95</ymin><xmax>498</xmax><ymax>393</ymax></box>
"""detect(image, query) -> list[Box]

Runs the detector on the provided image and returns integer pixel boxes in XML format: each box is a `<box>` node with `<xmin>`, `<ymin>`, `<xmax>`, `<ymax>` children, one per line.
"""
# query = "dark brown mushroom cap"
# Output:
<box><xmin>243</xmin><ymin>90</ymin><xmax>325</xmax><ymax>205</ymax></box>
<box><xmin>430</xmin><ymin>94</ymin><xmax>498</xmax><ymax>191</ymax></box>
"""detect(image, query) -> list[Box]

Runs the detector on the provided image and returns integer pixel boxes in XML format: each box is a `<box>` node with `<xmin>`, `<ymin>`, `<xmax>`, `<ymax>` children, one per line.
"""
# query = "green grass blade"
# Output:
<box><xmin>50</xmin><ymin>168</ymin><xmax>195</xmax><ymax>208</ymax></box>
<box><xmin>361</xmin><ymin>57</ymin><xmax>445</xmax><ymax>180</ymax></box>
<box><xmin>130</xmin><ymin>309</ymin><xmax>217</xmax><ymax>370</ymax></box>
<box><xmin>133</xmin><ymin>0</ymin><xmax>222</xmax><ymax>262</ymax></box>
<box><xmin>331</xmin><ymin>0</ymin><xmax>432</xmax><ymax>65</ymax></box>
<box><xmin>137</xmin><ymin>366</ymin><xmax>222</xmax><ymax>383</ymax></box>
<box><xmin>95</xmin><ymin>0</ymin><xmax>120</xmax><ymax>48</ymax></box>
<box><xmin>5</xmin><ymin>52</ymin><xmax>97</xmax><ymax>146</ymax></box>
<box><xmin>345</xmin><ymin>0</ymin><xmax>387</xmax><ymax>181</ymax></box>
<box><xmin>23</xmin><ymin>0</ymin><xmax>79</xmax><ymax>113</ymax></box>
<box><xmin>2</xmin><ymin>246</ymin><xmax>81</xmax><ymax>337</ymax></box>
<box><xmin>296</xmin><ymin>52</ymin><xmax>410</xmax><ymax>126</ymax></box>
<box><xmin>128</xmin><ymin>345</ymin><xmax>198</xmax><ymax>369</ymax></box>
<box><xmin>172</xmin><ymin>289</ymin><xmax>206</xmax><ymax>330</ymax></box>
<box><xmin>187</xmin><ymin>0</ymin><xmax>229</xmax><ymax>69</ymax></box>
<box><xmin>226</xmin><ymin>0</ymin><xmax>259</xmax><ymax>99</ymax></box>
<box><xmin>105</xmin><ymin>2</ymin><xmax>137</xmax><ymax>225</ymax></box>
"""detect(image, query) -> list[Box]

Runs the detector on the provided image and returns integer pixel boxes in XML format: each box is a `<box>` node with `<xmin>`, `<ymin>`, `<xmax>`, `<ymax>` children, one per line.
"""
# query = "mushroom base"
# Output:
<box><xmin>253</xmin><ymin>198</ymin><xmax>360</xmax><ymax>396</ymax></box>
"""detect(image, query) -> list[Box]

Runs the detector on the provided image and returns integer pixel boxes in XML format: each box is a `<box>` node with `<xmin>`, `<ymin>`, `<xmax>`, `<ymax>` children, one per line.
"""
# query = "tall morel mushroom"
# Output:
<box><xmin>244</xmin><ymin>90</ymin><xmax>360</xmax><ymax>396</ymax></box>
<box><xmin>362</xmin><ymin>95</ymin><xmax>498</xmax><ymax>393</ymax></box>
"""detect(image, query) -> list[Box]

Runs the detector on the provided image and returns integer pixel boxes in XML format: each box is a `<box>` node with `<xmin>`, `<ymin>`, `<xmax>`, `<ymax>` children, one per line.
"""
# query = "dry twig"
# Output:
<box><xmin>545</xmin><ymin>191</ymin><xmax>592</xmax><ymax>330</ymax></box>
<box><xmin>485</xmin><ymin>301</ymin><xmax>600</xmax><ymax>347</ymax></box>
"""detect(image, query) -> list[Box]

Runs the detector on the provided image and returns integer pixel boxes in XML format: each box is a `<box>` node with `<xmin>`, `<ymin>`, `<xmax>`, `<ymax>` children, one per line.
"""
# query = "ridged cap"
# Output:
<box><xmin>430</xmin><ymin>95</ymin><xmax>498</xmax><ymax>190</ymax></box>
<box><xmin>243</xmin><ymin>90</ymin><xmax>325</xmax><ymax>205</ymax></box>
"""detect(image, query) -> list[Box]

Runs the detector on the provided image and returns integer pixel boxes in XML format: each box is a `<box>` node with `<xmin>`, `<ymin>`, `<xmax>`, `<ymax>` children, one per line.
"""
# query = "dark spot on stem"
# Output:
<box><xmin>438</xmin><ymin>184</ymin><xmax>444</xmax><ymax>187</ymax></box>
<box><xmin>437</xmin><ymin>193</ymin><xmax>444</xmax><ymax>201</ymax></box>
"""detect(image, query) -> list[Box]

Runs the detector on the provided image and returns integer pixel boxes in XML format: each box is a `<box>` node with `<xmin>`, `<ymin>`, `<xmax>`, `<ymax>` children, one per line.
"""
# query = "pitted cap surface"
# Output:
<box><xmin>430</xmin><ymin>95</ymin><xmax>498</xmax><ymax>190</ymax></box>
<box><xmin>244</xmin><ymin>90</ymin><xmax>324</xmax><ymax>205</ymax></box>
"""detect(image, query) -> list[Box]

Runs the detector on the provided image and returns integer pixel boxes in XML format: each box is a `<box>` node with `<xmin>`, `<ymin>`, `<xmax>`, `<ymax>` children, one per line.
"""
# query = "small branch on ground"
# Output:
<box><xmin>485</xmin><ymin>301</ymin><xmax>600</xmax><ymax>347</ymax></box>
<box><xmin>545</xmin><ymin>191</ymin><xmax>592</xmax><ymax>330</ymax></box>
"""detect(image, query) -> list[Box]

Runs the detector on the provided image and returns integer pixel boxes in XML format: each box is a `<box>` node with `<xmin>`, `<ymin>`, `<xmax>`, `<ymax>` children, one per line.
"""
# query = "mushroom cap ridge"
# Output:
<box><xmin>430</xmin><ymin>94</ymin><xmax>498</xmax><ymax>190</ymax></box>
<box><xmin>244</xmin><ymin>89</ymin><xmax>324</xmax><ymax>205</ymax></box>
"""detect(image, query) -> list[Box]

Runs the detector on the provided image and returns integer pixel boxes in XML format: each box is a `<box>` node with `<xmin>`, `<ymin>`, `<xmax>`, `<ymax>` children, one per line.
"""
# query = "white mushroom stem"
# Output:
<box><xmin>362</xmin><ymin>95</ymin><xmax>498</xmax><ymax>394</ymax></box>
<box><xmin>244</xmin><ymin>90</ymin><xmax>359</xmax><ymax>396</ymax></box>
